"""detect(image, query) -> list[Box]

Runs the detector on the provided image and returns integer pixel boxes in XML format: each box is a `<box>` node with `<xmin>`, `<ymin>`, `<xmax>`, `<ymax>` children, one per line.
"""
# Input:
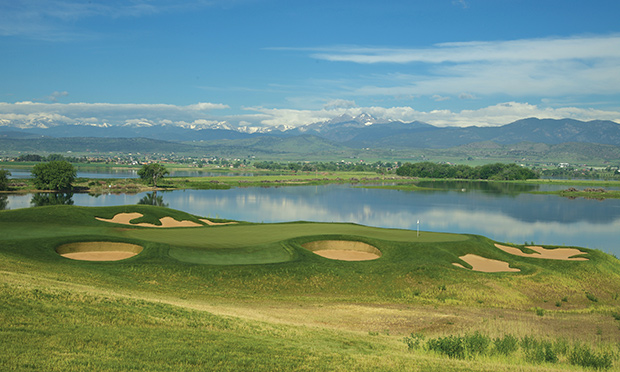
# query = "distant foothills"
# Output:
<box><xmin>1</xmin><ymin>116</ymin><xmax>620</xmax><ymax>163</ymax></box>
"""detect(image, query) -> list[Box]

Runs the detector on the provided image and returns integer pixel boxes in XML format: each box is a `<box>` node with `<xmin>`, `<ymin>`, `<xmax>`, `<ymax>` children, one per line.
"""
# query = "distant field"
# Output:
<box><xmin>1</xmin><ymin>205</ymin><xmax>619</xmax><ymax>371</ymax></box>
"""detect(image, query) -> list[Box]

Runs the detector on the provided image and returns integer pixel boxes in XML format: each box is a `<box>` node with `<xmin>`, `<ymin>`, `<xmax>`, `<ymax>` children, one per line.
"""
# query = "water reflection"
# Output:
<box><xmin>416</xmin><ymin>180</ymin><xmax>539</xmax><ymax>195</ymax></box>
<box><xmin>0</xmin><ymin>195</ymin><xmax>8</xmax><ymax>210</ymax></box>
<box><xmin>30</xmin><ymin>193</ymin><xmax>74</xmax><ymax>207</ymax></box>
<box><xmin>137</xmin><ymin>192</ymin><xmax>168</xmax><ymax>207</ymax></box>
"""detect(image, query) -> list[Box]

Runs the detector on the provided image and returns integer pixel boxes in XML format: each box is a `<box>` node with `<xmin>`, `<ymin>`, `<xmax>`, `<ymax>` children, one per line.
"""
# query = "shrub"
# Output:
<box><xmin>586</xmin><ymin>292</ymin><xmax>599</xmax><ymax>302</ymax></box>
<box><xmin>427</xmin><ymin>335</ymin><xmax>466</xmax><ymax>359</ymax></box>
<box><xmin>534</xmin><ymin>307</ymin><xmax>545</xmax><ymax>316</ymax></box>
<box><xmin>553</xmin><ymin>338</ymin><xmax>570</xmax><ymax>356</ymax></box>
<box><xmin>568</xmin><ymin>344</ymin><xmax>613</xmax><ymax>370</ymax></box>
<box><xmin>403</xmin><ymin>333</ymin><xmax>425</xmax><ymax>351</ymax></box>
<box><xmin>426</xmin><ymin>333</ymin><xmax>491</xmax><ymax>359</ymax></box>
<box><xmin>525</xmin><ymin>340</ymin><xmax>558</xmax><ymax>364</ymax></box>
<box><xmin>493</xmin><ymin>334</ymin><xmax>519</xmax><ymax>356</ymax></box>
<box><xmin>520</xmin><ymin>335</ymin><xmax>537</xmax><ymax>350</ymax></box>
<box><xmin>465</xmin><ymin>332</ymin><xmax>490</xmax><ymax>356</ymax></box>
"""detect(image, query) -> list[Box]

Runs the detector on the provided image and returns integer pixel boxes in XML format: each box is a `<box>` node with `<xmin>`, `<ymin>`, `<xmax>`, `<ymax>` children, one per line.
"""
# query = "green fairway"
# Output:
<box><xmin>1</xmin><ymin>204</ymin><xmax>620</xmax><ymax>371</ymax></box>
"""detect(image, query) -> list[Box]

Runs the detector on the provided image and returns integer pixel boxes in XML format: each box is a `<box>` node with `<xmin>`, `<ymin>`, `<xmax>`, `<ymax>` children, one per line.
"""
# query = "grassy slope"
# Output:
<box><xmin>1</xmin><ymin>205</ymin><xmax>620</xmax><ymax>371</ymax></box>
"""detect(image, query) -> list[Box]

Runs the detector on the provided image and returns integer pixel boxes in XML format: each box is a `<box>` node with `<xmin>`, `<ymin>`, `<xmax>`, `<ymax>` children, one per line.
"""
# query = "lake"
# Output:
<box><xmin>2</xmin><ymin>181</ymin><xmax>619</xmax><ymax>257</ymax></box>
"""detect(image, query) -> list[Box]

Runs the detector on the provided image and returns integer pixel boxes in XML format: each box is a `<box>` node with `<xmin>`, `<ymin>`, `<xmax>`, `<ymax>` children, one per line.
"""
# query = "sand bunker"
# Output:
<box><xmin>302</xmin><ymin>240</ymin><xmax>381</xmax><ymax>261</ymax></box>
<box><xmin>453</xmin><ymin>254</ymin><xmax>520</xmax><ymax>273</ymax></box>
<box><xmin>57</xmin><ymin>242</ymin><xmax>143</xmax><ymax>261</ymax></box>
<box><xmin>96</xmin><ymin>213</ymin><xmax>202</xmax><ymax>228</ymax></box>
<box><xmin>199</xmin><ymin>218</ymin><xmax>238</xmax><ymax>226</ymax></box>
<box><xmin>494</xmin><ymin>244</ymin><xmax>588</xmax><ymax>261</ymax></box>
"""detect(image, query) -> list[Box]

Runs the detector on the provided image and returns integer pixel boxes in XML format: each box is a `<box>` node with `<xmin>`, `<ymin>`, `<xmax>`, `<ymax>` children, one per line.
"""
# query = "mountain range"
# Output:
<box><xmin>2</xmin><ymin>116</ymin><xmax>620</xmax><ymax>149</ymax></box>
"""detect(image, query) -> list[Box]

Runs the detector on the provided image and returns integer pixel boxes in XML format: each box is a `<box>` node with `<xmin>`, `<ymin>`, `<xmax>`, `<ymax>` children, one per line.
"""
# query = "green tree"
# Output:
<box><xmin>31</xmin><ymin>161</ymin><xmax>76</xmax><ymax>190</ymax></box>
<box><xmin>138</xmin><ymin>163</ymin><xmax>169</xmax><ymax>187</ymax></box>
<box><xmin>0</xmin><ymin>169</ymin><xmax>11</xmax><ymax>191</ymax></box>
<box><xmin>46</xmin><ymin>154</ymin><xmax>66</xmax><ymax>162</ymax></box>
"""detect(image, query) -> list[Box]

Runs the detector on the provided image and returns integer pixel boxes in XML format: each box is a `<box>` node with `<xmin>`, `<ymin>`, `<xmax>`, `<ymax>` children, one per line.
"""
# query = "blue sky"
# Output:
<box><xmin>1</xmin><ymin>0</ymin><xmax>620</xmax><ymax>129</ymax></box>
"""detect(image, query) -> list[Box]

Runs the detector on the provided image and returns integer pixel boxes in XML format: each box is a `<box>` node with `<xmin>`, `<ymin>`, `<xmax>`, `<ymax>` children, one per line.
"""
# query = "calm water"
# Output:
<box><xmin>2</xmin><ymin>182</ymin><xmax>619</xmax><ymax>257</ymax></box>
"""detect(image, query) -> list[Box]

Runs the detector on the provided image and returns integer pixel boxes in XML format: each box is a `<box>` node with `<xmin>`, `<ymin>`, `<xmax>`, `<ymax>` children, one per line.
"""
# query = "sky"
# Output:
<box><xmin>1</xmin><ymin>0</ymin><xmax>620</xmax><ymax>130</ymax></box>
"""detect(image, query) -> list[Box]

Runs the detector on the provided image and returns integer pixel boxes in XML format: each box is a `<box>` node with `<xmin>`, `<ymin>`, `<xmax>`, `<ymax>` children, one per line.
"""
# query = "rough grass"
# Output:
<box><xmin>1</xmin><ymin>205</ymin><xmax>620</xmax><ymax>371</ymax></box>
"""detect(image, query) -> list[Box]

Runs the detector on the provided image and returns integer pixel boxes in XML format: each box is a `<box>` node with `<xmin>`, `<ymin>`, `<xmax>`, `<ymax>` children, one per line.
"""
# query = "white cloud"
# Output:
<box><xmin>458</xmin><ymin>93</ymin><xmax>476</xmax><ymax>100</ymax></box>
<box><xmin>431</xmin><ymin>95</ymin><xmax>450</xmax><ymax>102</ymax></box>
<box><xmin>309</xmin><ymin>35</ymin><xmax>620</xmax><ymax>64</ymax></box>
<box><xmin>0</xmin><ymin>101</ymin><xmax>229</xmax><ymax>128</ymax></box>
<box><xmin>47</xmin><ymin>91</ymin><xmax>69</xmax><ymax>102</ymax></box>
<box><xmin>0</xmin><ymin>1</ymin><xmax>222</xmax><ymax>40</ymax></box>
<box><xmin>298</xmin><ymin>35</ymin><xmax>620</xmax><ymax>99</ymax></box>
<box><xmin>242</xmin><ymin>102</ymin><xmax>620</xmax><ymax>128</ymax></box>
<box><xmin>323</xmin><ymin>99</ymin><xmax>357</xmax><ymax>110</ymax></box>
<box><xmin>1</xmin><ymin>100</ymin><xmax>619</xmax><ymax>130</ymax></box>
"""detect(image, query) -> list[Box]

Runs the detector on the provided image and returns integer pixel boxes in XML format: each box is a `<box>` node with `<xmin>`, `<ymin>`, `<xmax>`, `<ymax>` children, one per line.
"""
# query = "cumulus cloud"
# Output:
<box><xmin>243</xmin><ymin>102</ymin><xmax>620</xmax><ymax>128</ymax></box>
<box><xmin>1</xmin><ymin>100</ymin><xmax>619</xmax><ymax>130</ymax></box>
<box><xmin>0</xmin><ymin>101</ymin><xmax>229</xmax><ymax>128</ymax></box>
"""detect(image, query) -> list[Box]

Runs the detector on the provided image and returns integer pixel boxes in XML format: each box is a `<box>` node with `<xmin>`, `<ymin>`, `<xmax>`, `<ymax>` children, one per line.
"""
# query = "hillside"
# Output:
<box><xmin>1</xmin><ymin>205</ymin><xmax>619</xmax><ymax>371</ymax></box>
<box><xmin>4</xmin><ymin>117</ymin><xmax>620</xmax><ymax>148</ymax></box>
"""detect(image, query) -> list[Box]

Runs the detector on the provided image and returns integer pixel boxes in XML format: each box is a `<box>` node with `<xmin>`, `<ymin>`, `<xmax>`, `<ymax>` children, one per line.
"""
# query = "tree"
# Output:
<box><xmin>138</xmin><ymin>163</ymin><xmax>169</xmax><ymax>187</ymax></box>
<box><xmin>31</xmin><ymin>161</ymin><xmax>76</xmax><ymax>190</ymax></box>
<box><xmin>0</xmin><ymin>169</ymin><xmax>10</xmax><ymax>191</ymax></box>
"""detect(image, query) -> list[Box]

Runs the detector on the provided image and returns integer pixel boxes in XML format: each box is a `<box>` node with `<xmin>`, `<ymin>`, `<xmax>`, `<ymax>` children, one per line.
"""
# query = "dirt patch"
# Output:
<box><xmin>96</xmin><ymin>213</ymin><xmax>202</xmax><ymax>228</ymax></box>
<box><xmin>302</xmin><ymin>240</ymin><xmax>381</xmax><ymax>261</ymax></box>
<box><xmin>57</xmin><ymin>242</ymin><xmax>143</xmax><ymax>261</ymax></box>
<box><xmin>199</xmin><ymin>218</ymin><xmax>238</xmax><ymax>226</ymax></box>
<box><xmin>453</xmin><ymin>254</ymin><xmax>520</xmax><ymax>273</ymax></box>
<box><xmin>494</xmin><ymin>244</ymin><xmax>588</xmax><ymax>261</ymax></box>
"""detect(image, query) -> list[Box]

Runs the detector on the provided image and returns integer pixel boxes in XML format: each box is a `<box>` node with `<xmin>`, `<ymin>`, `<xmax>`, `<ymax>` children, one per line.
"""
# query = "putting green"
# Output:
<box><xmin>121</xmin><ymin>222</ymin><xmax>468</xmax><ymax>265</ymax></box>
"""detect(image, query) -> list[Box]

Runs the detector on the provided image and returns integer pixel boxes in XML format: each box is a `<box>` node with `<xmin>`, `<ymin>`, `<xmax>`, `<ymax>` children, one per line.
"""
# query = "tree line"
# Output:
<box><xmin>0</xmin><ymin>161</ymin><xmax>169</xmax><ymax>192</ymax></box>
<box><xmin>253</xmin><ymin>161</ymin><xmax>400</xmax><ymax>173</ymax></box>
<box><xmin>395</xmin><ymin>162</ymin><xmax>538</xmax><ymax>180</ymax></box>
<box><xmin>14</xmin><ymin>153</ymin><xmax>86</xmax><ymax>163</ymax></box>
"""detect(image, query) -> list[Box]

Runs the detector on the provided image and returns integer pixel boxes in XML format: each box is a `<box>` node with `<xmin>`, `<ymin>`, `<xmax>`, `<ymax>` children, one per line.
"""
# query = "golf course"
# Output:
<box><xmin>2</xmin><ymin>204</ymin><xmax>620</xmax><ymax>371</ymax></box>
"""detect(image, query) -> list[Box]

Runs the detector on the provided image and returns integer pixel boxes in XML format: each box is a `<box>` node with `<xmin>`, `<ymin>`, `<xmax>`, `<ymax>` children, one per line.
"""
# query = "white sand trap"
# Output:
<box><xmin>453</xmin><ymin>254</ymin><xmax>520</xmax><ymax>273</ymax></box>
<box><xmin>302</xmin><ymin>240</ymin><xmax>381</xmax><ymax>261</ymax></box>
<box><xmin>158</xmin><ymin>217</ymin><xmax>202</xmax><ymax>227</ymax></box>
<box><xmin>57</xmin><ymin>242</ymin><xmax>143</xmax><ymax>261</ymax></box>
<box><xmin>96</xmin><ymin>212</ymin><xmax>144</xmax><ymax>225</ymax></box>
<box><xmin>96</xmin><ymin>213</ymin><xmax>202</xmax><ymax>228</ymax></box>
<box><xmin>494</xmin><ymin>244</ymin><xmax>588</xmax><ymax>261</ymax></box>
<box><xmin>199</xmin><ymin>218</ymin><xmax>238</xmax><ymax>226</ymax></box>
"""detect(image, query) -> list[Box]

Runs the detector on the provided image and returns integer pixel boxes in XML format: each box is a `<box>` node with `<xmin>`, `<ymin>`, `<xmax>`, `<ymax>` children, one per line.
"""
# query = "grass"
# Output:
<box><xmin>1</xmin><ymin>204</ymin><xmax>620</xmax><ymax>371</ymax></box>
